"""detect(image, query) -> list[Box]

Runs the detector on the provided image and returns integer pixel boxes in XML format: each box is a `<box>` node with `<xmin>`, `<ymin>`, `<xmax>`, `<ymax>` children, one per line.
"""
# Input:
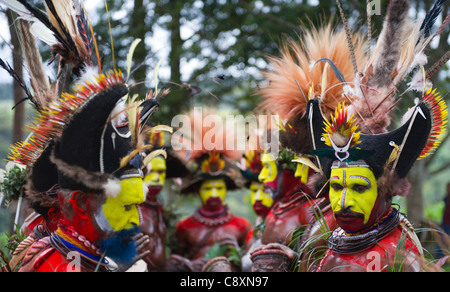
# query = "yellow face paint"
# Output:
<box><xmin>144</xmin><ymin>156</ymin><xmax>167</xmax><ymax>187</ymax></box>
<box><xmin>249</xmin><ymin>181</ymin><xmax>273</xmax><ymax>208</ymax></box>
<box><xmin>258</xmin><ymin>153</ymin><xmax>278</xmax><ymax>184</ymax></box>
<box><xmin>294</xmin><ymin>156</ymin><xmax>310</xmax><ymax>185</ymax></box>
<box><xmin>102</xmin><ymin>177</ymin><xmax>145</xmax><ymax>231</ymax></box>
<box><xmin>199</xmin><ymin>179</ymin><xmax>227</xmax><ymax>205</ymax></box>
<box><xmin>329</xmin><ymin>166</ymin><xmax>378</xmax><ymax>225</ymax></box>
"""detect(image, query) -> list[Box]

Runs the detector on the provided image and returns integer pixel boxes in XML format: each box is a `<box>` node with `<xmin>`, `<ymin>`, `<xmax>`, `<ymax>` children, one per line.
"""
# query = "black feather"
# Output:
<box><xmin>43</xmin><ymin>0</ymin><xmax>79</xmax><ymax>54</ymax></box>
<box><xmin>420</xmin><ymin>0</ymin><xmax>447</xmax><ymax>38</ymax></box>
<box><xmin>73</xmin><ymin>0</ymin><xmax>94</xmax><ymax>56</ymax></box>
<box><xmin>16</xmin><ymin>0</ymin><xmax>64</xmax><ymax>45</ymax></box>
<box><xmin>17</xmin><ymin>0</ymin><xmax>85</xmax><ymax>75</ymax></box>
<box><xmin>0</xmin><ymin>58</ymin><xmax>38</xmax><ymax>109</ymax></box>
<box><xmin>315</xmin><ymin>58</ymin><xmax>347</xmax><ymax>83</ymax></box>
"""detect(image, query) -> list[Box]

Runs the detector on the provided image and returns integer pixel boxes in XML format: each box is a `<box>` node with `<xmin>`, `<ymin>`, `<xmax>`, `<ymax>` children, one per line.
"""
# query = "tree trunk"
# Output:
<box><xmin>130</xmin><ymin>0</ymin><xmax>149</xmax><ymax>96</ymax></box>
<box><xmin>6</xmin><ymin>10</ymin><xmax>26</xmax><ymax>234</ymax></box>
<box><xmin>406</xmin><ymin>159</ymin><xmax>426</xmax><ymax>228</ymax></box>
<box><xmin>163</xmin><ymin>1</ymin><xmax>189</xmax><ymax>124</ymax></box>
<box><xmin>7</xmin><ymin>11</ymin><xmax>25</xmax><ymax>144</ymax></box>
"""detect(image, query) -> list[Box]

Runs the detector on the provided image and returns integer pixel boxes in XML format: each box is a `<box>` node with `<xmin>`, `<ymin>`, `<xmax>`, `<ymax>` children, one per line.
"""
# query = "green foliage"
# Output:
<box><xmin>0</xmin><ymin>164</ymin><xmax>27</xmax><ymax>204</ymax></box>
<box><xmin>2</xmin><ymin>224</ymin><xmax>25</xmax><ymax>254</ymax></box>
<box><xmin>93</xmin><ymin>0</ymin><xmax>363</xmax><ymax>124</ymax></box>
<box><xmin>277</xmin><ymin>149</ymin><xmax>297</xmax><ymax>172</ymax></box>
<box><xmin>0</xmin><ymin>224</ymin><xmax>26</xmax><ymax>272</ymax></box>
<box><xmin>204</xmin><ymin>242</ymin><xmax>228</xmax><ymax>259</ymax></box>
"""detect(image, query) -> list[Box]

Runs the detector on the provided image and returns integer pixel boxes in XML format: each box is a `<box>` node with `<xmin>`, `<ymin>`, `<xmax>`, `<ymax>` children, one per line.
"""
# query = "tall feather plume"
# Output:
<box><xmin>348</xmin><ymin>0</ymin><xmax>449</xmax><ymax>135</ymax></box>
<box><xmin>336</xmin><ymin>0</ymin><xmax>359</xmax><ymax>77</ymax></box>
<box><xmin>72</xmin><ymin>0</ymin><xmax>94</xmax><ymax>58</ymax></box>
<box><xmin>405</xmin><ymin>0</ymin><xmax>448</xmax><ymax>88</ymax></box>
<box><xmin>364</xmin><ymin>0</ymin><xmax>411</xmax><ymax>89</ymax></box>
<box><xmin>174</xmin><ymin>107</ymin><xmax>244</xmax><ymax>163</ymax></box>
<box><xmin>419</xmin><ymin>0</ymin><xmax>446</xmax><ymax>39</ymax></box>
<box><xmin>258</xmin><ymin>22</ymin><xmax>367</xmax><ymax>122</ymax></box>
<box><xmin>17</xmin><ymin>20</ymin><xmax>55</xmax><ymax>108</ymax></box>
<box><xmin>350</xmin><ymin>0</ymin><xmax>412</xmax><ymax>134</ymax></box>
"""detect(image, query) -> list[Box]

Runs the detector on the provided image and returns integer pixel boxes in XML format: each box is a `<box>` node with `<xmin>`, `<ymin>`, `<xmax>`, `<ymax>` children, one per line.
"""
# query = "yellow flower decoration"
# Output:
<box><xmin>322</xmin><ymin>102</ymin><xmax>361</xmax><ymax>149</ymax></box>
<box><xmin>201</xmin><ymin>152</ymin><xmax>226</xmax><ymax>174</ymax></box>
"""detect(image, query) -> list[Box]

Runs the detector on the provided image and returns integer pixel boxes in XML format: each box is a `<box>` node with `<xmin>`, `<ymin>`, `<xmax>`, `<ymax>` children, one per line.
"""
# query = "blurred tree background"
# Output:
<box><xmin>0</xmin><ymin>0</ymin><xmax>449</xmax><ymax>252</ymax></box>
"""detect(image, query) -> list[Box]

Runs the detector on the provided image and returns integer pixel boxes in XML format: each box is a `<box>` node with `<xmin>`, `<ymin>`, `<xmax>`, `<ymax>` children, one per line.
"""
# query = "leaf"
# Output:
<box><xmin>153</xmin><ymin>58</ymin><xmax>163</xmax><ymax>94</ymax></box>
<box><xmin>126</xmin><ymin>38</ymin><xmax>142</xmax><ymax>82</ymax></box>
<box><xmin>204</xmin><ymin>242</ymin><xmax>228</xmax><ymax>259</ymax></box>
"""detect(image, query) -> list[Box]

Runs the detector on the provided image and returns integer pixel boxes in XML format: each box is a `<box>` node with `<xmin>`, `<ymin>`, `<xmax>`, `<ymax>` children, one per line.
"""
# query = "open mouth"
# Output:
<box><xmin>253</xmin><ymin>201</ymin><xmax>270</xmax><ymax>216</ymax></box>
<box><xmin>206</xmin><ymin>197</ymin><xmax>222</xmax><ymax>208</ymax></box>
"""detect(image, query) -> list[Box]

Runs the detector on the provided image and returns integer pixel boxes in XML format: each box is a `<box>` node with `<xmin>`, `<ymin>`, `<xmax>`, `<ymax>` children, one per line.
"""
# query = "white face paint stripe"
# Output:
<box><xmin>212</xmin><ymin>182</ymin><xmax>217</xmax><ymax>197</ymax></box>
<box><xmin>341</xmin><ymin>169</ymin><xmax>347</xmax><ymax>209</ymax></box>
<box><xmin>254</xmin><ymin>186</ymin><xmax>262</xmax><ymax>201</ymax></box>
<box><xmin>348</xmin><ymin>175</ymin><xmax>371</xmax><ymax>187</ymax></box>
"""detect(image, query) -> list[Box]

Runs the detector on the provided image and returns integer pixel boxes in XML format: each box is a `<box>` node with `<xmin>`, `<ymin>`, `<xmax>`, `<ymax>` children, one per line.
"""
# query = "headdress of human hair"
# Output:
<box><xmin>174</xmin><ymin>107</ymin><xmax>244</xmax><ymax>194</ymax></box>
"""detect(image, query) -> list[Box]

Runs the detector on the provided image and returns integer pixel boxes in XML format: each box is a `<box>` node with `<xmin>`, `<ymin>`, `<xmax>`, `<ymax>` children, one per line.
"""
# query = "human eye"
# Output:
<box><xmin>352</xmin><ymin>184</ymin><xmax>370</xmax><ymax>193</ymax></box>
<box><xmin>331</xmin><ymin>183</ymin><xmax>344</xmax><ymax>192</ymax></box>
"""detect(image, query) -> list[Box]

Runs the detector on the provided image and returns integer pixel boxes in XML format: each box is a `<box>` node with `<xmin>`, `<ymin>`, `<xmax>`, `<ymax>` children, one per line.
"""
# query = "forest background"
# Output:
<box><xmin>0</xmin><ymin>0</ymin><xmax>449</xmax><ymax>253</ymax></box>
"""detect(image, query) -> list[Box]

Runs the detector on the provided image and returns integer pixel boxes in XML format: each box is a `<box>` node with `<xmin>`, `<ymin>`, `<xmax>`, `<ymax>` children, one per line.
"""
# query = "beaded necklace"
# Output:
<box><xmin>327</xmin><ymin>208</ymin><xmax>401</xmax><ymax>255</ymax></box>
<box><xmin>49</xmin><ymin>225</ymin><xmax>114</xmax><ymax>271</ymax></box>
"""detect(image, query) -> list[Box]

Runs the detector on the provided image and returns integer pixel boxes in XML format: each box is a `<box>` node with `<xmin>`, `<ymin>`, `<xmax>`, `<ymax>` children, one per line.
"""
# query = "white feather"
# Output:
<box><xmin>407</xmin><ymin>69</ymin><xmax>432</xmax><ymax>92</ymax></box>
<box><xmin>103</xmin><ymin>178</ymin><xmax>122</xmax><ymax>198</ymax></box>
<box><xmin>0</xmin><ymin>0</ymin><xmax>58</xmax><ymax>46</ymax></box>
<box><xmin>29</xmin><ymin>22</ymin><xmax>58</xmax><ymax>46</ymax></box>
<box><xmin>45</xmin><ymin>0</ymin><xmax>78</xmax><ymax>38</ymax></box>
<box><xmin>0</xmin><ymin>0</ymin><xmax>30</xmax><ymax>16</ymax></box>
<box><xmin>401</xmin><ymin>106</ymin><xmax>416</xmax><ymax>126</ymax></box>
<box><xmin>76</xmin><ymin>65</ymin><xmax>100</xmax><ymax>84</ymax></box>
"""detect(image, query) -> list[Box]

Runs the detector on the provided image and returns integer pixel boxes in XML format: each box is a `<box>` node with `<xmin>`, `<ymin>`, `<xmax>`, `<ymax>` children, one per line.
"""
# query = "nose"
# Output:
<box><xmin>340</xmin><ymin>188</ymin><xmax>348</xmax><ymax>210</ymax></box>
<box><xmin>254</xmin><ymin>186</ymin><xmax>262</xmax><ymax>201</ymax></box>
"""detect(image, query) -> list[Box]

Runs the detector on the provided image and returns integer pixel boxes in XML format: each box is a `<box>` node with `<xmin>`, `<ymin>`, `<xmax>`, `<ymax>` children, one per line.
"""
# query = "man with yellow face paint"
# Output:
<box><xmin>306</xmin><ymin>91</ymin><xmax>442</xmax><ymax>271</ymax></box>
<box><xmin>250</xmin><ymin>149</ymin><xmax>323</xmax><ymax>272</ymax></box>
<box><xmin>16</xmin><ymin>69</ymin><xmax>160</xmax><ymax>272</ymax></box>
<box><xmin>174</xmin><ymin>150</ymin><xmax>251</xmax><ymax>272</ymax></box>
<box><xmin>249</xmin><ymin>182</ymin><xmax>274</xmax><ymax>218</ymax></box>
<box><xmin>328</xmin><ymin>166</ymin><xmax>379</xmax><ymax>232</ymax></box>
<box><xmin>239</xmin><ymin>150</ymin><xmax>275</xmax><ymax>272</ymax></box>
<box><xmin>253</xmin><ymin>150</ymin><xmax>316</xmax><ymax>248</ymax></box>
<box><xmin>138</xmin><ymin>128</ymin><xmax>190</xmax><ymax>272</ymax></box>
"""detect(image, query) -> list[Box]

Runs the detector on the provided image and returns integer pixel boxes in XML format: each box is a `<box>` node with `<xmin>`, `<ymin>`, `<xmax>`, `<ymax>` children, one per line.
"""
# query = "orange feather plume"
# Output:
<box><xmin>258</xmin><ymin>22</ymin><xmax>367</xmax><ymax>121</ymax></box>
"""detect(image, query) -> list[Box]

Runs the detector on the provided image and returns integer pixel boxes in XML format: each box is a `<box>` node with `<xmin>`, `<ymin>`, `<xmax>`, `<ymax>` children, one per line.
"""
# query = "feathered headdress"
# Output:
<box><xmin>174</xmin><ymin>108</ymin><xmax>244</xmax><ymax>194</ymax></box>
<box><xmin>140</xmin><ymin>124</ymin><xmax>190</xmax><ymax>179</ymax></box>
<box><xmin>4</xmin><ymin>0</ymin><xmax>166</xmax><ymax>201</ymax></box>
<box><xmin>306</xmin><ymin>0</ymin><xmax>449</xmax><ymax>197</ymax></box>
<box><xmin>341</xmin><ymin>0</ymin><xmax>449</xmax><ymax>135</ymax></box>
<box><xmin>1</xmin><ymin>0</ymin><xmax>97</xmax><ymax>76</ymax></box>
<box><xmin>258</xmin><ymin>22</ymin><xmax>368</xmax><ymax>156</ymax></box>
